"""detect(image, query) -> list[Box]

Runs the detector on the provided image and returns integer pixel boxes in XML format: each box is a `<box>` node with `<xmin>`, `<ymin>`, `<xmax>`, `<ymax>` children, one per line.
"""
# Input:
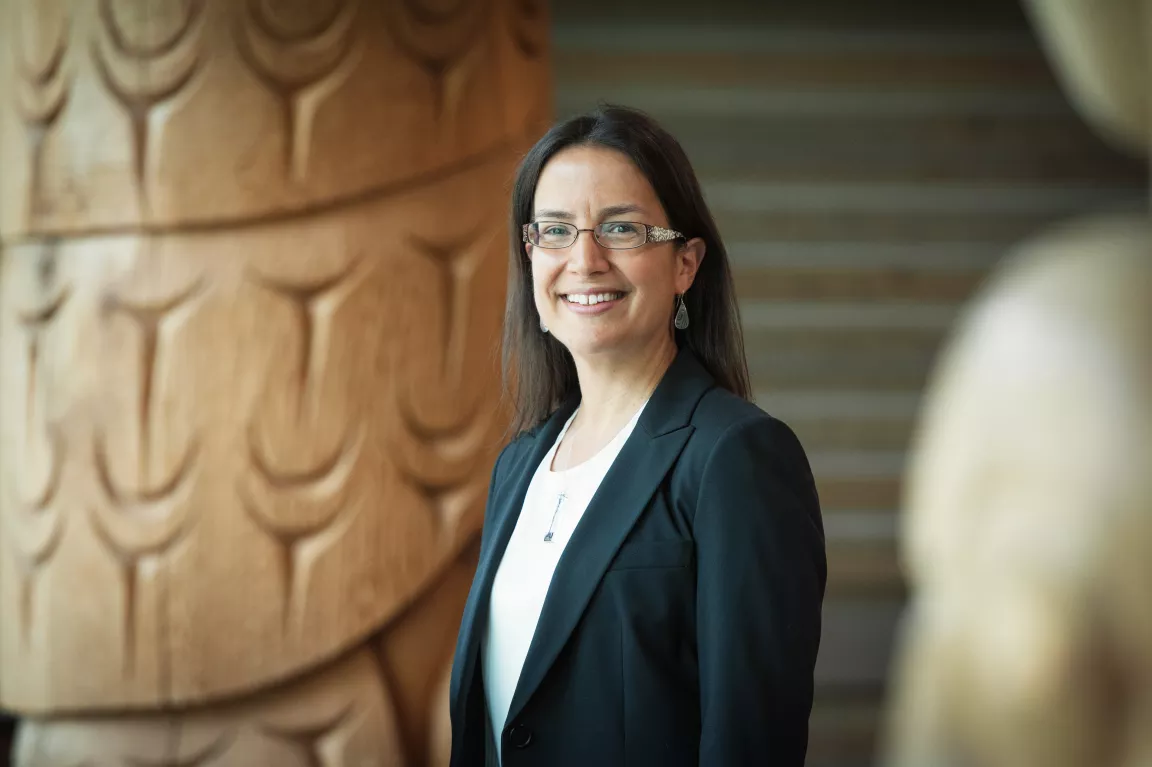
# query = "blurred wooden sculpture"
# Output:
<box><xmin>883</xmin><ymin>2</ymin><xmax>1151</xmax><ymax>766</ymax></box>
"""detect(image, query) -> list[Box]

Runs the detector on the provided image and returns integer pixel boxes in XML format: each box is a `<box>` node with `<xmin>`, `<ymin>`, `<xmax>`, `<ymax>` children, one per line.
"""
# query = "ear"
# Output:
<box><xmin>524</xmin><ymin>242</ymin><xmax>534</xmax><ymax>260</ymax></box>
<box><xmin>674</xmin><ymin>237</ymin><xmax>706</xmax><ymax>293</ymax></box>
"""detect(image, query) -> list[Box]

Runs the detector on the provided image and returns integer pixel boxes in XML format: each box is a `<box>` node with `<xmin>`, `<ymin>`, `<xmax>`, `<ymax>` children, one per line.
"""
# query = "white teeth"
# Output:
<box><xmin>565</xmin><ymin>292</ymin><xmax>622</xmax><ymax>306</ymax></box>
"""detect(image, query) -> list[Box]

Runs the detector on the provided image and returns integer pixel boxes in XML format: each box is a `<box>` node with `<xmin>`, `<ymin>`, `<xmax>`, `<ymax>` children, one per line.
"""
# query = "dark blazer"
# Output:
<box><xmin>449</xmin><ymin>350</ymin><xmax>827</xmax><ymax>767</ymax></box>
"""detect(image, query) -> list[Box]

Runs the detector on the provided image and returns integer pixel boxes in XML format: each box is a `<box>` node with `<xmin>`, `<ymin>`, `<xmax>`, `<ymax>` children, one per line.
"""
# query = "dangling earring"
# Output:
<box><xmin>674</xmin><ymin>294</ymin><xmax>690</xmax><ymax>330</ymax></box>
<box><xmin>540</xmin><ymin>318</ymin><xmax>549</xmax><ymax>333</ymax></box>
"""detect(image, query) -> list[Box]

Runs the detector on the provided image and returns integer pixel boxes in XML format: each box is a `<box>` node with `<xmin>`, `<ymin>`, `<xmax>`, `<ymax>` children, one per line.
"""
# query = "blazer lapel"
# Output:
<box><xmin>504</xmin><ymin>350</ymin><xmax>715</xmax><ymax>726</ymax></box>
<box><xmin>450</xmin><ymin>400</ymin><xmax>577</xmax><ymax>715</ymax></box>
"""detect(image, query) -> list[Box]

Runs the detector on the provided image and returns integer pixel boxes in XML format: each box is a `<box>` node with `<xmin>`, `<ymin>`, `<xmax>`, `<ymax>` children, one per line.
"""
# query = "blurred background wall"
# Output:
<box><xmin>548</xmin><ymin>1</ymin><xmax>1146</xmax><ymax>766</ymax></box>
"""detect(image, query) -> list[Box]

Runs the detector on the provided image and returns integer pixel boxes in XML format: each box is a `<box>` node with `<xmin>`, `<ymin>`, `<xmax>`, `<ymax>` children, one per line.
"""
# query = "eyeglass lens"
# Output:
<box><xmin>530</xmin><ymin>222</ymin><xmax>647</xmax><ymax>249</ymax></box>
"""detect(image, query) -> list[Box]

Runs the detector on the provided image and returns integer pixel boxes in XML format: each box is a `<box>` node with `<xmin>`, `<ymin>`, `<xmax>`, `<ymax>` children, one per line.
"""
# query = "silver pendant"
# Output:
<box><xmin>544</xmin><ymin>491</ymin><xmax>566</xmax><ymax>542</ymax></box>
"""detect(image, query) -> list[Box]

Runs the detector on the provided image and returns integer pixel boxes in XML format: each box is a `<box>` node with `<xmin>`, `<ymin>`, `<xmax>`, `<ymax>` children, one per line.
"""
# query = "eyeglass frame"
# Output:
<box><xmin>521</xmin><ymin>221</ymin><xmax>685</xmax><ymax>250</ymax></box>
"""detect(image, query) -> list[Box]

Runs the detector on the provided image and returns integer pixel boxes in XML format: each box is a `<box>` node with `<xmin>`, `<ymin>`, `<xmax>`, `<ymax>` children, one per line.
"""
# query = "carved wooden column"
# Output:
<box><xmin>0</xmin><ymin>1</ymin><xmax>550</xmax><ymax>764</ymax></box>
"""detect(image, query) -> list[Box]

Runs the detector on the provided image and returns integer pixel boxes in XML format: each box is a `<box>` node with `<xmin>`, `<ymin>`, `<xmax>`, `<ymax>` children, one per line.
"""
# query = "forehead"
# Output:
<box><xmin>533</xmin><ymin>145</ymin><xmax>662</xmax><ymax>215</ymax></box>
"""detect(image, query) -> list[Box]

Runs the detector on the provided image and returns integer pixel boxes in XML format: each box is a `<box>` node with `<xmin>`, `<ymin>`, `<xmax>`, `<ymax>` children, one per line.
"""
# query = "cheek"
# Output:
<box><xmin>530</xmin><ymin>260</ymin><xmax>557</xmax><ymax>298</ymax></box>
<box><xmin>628</xmin><ymin>262</ymin><xmax>677</xmax><ymax>302</ymax></box>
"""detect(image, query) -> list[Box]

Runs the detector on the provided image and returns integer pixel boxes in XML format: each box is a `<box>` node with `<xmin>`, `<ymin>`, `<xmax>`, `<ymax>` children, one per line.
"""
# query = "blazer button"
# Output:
<box><xmin>507</xmin><ymin>723</ymin><xmax>533</xmax><ymax>749</ymax></box>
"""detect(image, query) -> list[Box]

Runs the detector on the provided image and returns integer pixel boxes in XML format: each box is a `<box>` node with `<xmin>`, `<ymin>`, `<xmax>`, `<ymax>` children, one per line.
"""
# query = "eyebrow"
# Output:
<box><xmin>532</xmin><ymin>204</ymin><xmax>647</xmax><ymax>221</ymax></box>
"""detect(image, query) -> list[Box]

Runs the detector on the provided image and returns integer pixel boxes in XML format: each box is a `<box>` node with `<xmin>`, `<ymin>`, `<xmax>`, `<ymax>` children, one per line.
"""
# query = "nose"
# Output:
<box><xmin>566</xmin><ymin>229</ymin><xmax>610</xmax><ymax>276</ymax></box>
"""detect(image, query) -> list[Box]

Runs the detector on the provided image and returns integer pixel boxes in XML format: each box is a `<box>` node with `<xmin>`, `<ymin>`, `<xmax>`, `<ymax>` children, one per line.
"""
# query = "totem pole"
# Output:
<box><xmin>883</xmin><ymin>1</ymin><xmax>1151</xmax><ymax>766</ymax></box>
<box><xmin>0</xmin><ymin>1</ymin><xmax>551</xmax><ymax>764</ymax></box>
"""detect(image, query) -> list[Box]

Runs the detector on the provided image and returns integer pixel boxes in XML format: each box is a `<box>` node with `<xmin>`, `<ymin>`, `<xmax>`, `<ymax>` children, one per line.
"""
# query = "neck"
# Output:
<box><xmin>571</xmin><ymin>336</ymin><xmax>677</xmax><ymax>431</ymax></box>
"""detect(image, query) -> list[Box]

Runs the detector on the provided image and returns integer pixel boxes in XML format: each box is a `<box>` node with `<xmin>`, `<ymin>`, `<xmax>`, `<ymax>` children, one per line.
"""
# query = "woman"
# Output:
<box><xmin>449</xmin><ymin>105</ymin><xmax>826</xmax><ymax>767</ymax></box>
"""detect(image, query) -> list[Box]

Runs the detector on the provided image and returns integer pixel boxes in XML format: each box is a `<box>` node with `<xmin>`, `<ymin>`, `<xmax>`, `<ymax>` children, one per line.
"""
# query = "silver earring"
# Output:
<box><xmin>540</xmin><ymin>318</ymin><xmax>549</xmax><ymax>333</ymax></box>
<box><xmin>674</xmin><ymin>294</ymin><xmax>689</xmax><ymax>330</ymax></box>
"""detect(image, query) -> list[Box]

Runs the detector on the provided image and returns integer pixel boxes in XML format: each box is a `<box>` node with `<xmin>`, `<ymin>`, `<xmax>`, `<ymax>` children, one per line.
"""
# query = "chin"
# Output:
<box><xmin>555</xmin><ymin>329</ymin><xmax>635</xmax><ymax>359</ymax></box>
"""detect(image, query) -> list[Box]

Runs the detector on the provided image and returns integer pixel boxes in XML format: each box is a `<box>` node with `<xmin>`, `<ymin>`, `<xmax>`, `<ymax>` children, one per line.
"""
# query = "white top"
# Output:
<box><xmin>483</xmin><ymin>402</ymin><xmax>647</xmax><ymax>764</ymax></box>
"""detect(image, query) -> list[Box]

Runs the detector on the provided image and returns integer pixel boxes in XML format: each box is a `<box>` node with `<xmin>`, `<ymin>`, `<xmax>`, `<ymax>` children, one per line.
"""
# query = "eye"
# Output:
<box><xmin>543</xmin><ymin>225</ymin><xmax>570</xmax><ymax>236</ymax></box>
<box><xmin>603</xmin><ymin>222</ymin><xmax>640</xmax><ymax>235</ymax></box>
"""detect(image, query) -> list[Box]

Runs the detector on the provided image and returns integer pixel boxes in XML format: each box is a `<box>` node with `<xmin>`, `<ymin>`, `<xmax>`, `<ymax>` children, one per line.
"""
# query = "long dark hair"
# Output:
<box><xmin>502</xmin><ymin>104</ymin><xmax>750</xmax><ymax>435</ymax></box>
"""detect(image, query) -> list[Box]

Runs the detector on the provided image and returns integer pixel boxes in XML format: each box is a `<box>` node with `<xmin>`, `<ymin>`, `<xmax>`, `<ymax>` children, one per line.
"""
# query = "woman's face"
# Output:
<box><xmin>527</xmin><ymin>145</ymin><xmax>704</xmax><ymax>364</ymax></box>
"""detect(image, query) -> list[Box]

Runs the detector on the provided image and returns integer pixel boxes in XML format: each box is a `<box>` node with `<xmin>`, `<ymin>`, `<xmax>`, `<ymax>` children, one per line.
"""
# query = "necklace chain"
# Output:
<box><xmin>543</xmin><ymin>411</ymin><xmax>577</xmax><ymax>542</ymax></box>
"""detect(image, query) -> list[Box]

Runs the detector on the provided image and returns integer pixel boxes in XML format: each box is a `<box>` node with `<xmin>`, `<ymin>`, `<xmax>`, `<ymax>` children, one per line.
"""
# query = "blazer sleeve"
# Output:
<box><xmin>694</xmin><ymin>415</ymin><xmax>827</xmax><ymax>766</ymax></box>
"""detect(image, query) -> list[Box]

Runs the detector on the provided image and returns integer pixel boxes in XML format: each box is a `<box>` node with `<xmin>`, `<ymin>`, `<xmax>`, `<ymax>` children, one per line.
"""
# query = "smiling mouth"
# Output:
<box><xmin>562</xmin><ymin>292</ymin><xmax>626</xmax><ymax>306</ymax></box>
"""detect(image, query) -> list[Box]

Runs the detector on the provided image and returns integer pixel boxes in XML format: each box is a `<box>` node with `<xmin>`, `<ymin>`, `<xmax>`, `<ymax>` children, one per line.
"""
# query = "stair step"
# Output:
<box><xmin>825</xmin><ymin>511</ymin><xmax>905</xmax><ymax>595</ymax></box>
<box><xmin>817</xmin><ymin>597</ymin><xmax>905</xmax><ymax>687</ymax></box>
<box><xmin>736</xmin><ymin>265</ymin><xmax>985</xmax><ymax>302</ymax></box>
<box><xmin>559</xmin><ymin>85</ymin><xmax>1074</xmax><ymax>120</ymax></box>
<box><xmin>751</xmin><ymin>351</ymin><xmax>939</xmax><ymax>390</ymax></box>
<box><xmin>555</xmin><ymin>49</ymin><xmax>1058</xmax><ymax>89</ymax></box>
<box><xmin>788</xmin><ymin>416</ymin><xmax>918</xmax><ymax>452</ymax></box>
<box><xmin>818</xmin><ymin>477</ymin><xmax>905</xmax><ymax>512</ymax></box>
<box><xmin>714</xmin><ymin>209</ymin><xmax>1075</xmax><ymax>243</ymax></box>
<box><xmin>757</xmin><ymin>389</ymin><xmax>922</xmax><ymax>415</ymax></box>
<box><xmin>728</xmin><ymin>241</ymin><xmax>1008</xmax><ymax>269</ymax></box>
<box><xmin>706</xmin><ymin>180</ymin><xmax>1144</xmax><ymax>215</ymax></box>
<box><xmin>741</xmin><ymin>301</ymin><xmax>961</xmax><ymax>331</ymax></box>
<box><xmin>808</xmin><ymin>691</ymin><xmax>888</xmax><ymax>767</ymax></box>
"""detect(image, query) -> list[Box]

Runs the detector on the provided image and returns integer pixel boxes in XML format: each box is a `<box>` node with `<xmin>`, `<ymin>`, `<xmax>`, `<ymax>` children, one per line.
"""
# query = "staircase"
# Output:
<box><xmin>551</xmin><ymin>1</ymin><xmax>1147</xmax><ymax>764</ymax></box>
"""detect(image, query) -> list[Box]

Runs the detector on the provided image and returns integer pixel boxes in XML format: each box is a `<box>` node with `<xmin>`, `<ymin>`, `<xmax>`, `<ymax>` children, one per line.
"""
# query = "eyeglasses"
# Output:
<box><xmin>522</xmin><ymin>221</ymin><xmax>684</xmax><ymax>250</ymax></box>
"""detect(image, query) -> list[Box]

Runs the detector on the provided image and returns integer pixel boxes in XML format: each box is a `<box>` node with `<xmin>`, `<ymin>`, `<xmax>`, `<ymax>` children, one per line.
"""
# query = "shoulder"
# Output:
<box><xmin>673</xmin><ymin>387</ymin><xmax>815</xmax><ymax>504</ymax></box>
<box><xmin>490</xmin><ymin>431</ymin><xmax>531</xmax><ymax>487</ymax></box>
<box><xmin>689</xmin><ymin>387</ymin><xmax>807</xmax><ymax>462</ymax></box>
